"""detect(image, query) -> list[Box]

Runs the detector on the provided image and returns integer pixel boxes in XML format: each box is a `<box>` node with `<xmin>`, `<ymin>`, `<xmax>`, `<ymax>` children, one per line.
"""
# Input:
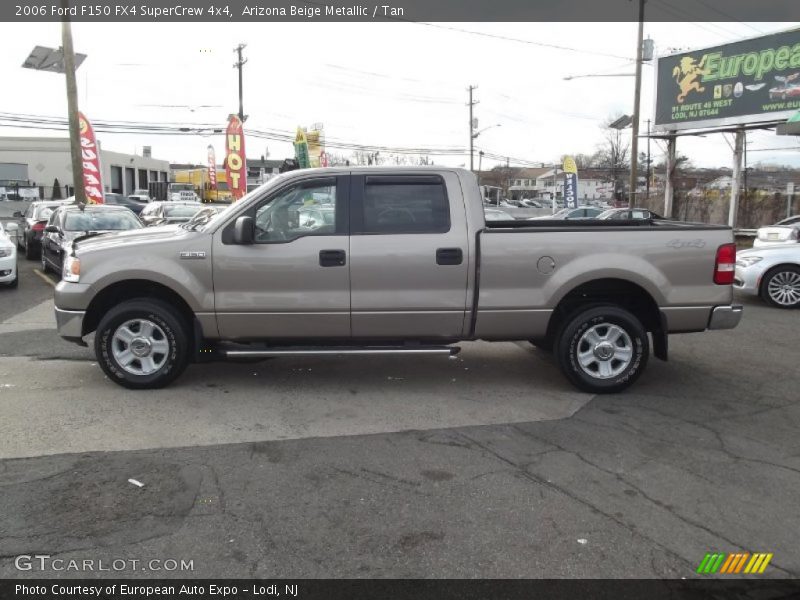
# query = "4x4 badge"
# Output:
<box><xmin>179</xmin><ymin>251</ymin><xmax>206</xmax><ymax>259</ymax></box>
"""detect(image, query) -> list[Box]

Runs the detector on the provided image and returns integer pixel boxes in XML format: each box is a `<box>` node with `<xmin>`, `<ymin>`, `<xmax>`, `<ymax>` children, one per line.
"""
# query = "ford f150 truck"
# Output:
<box><xmin>54</xmin><ymin>167</ymin><xmax>742</xmax><ymax>393</ymax></box>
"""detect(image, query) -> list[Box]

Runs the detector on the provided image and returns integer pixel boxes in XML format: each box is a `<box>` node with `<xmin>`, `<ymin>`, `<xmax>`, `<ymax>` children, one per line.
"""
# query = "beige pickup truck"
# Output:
<box><xmin>54</xmin><ymin>167</ymin><xmax>742</xmax><ymax>393</ymax></box>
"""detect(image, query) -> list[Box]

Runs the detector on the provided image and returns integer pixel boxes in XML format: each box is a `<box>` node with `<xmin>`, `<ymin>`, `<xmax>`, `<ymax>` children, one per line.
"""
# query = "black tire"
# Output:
<box><xmin>94</xmin><ymin>299</ymin><xmax>190</xmax><ymax>389</ymax></box>
<box><xmin>759</xmin><ymin>265</ymin><xmax>800</xmax><ymax>309</ymax></box>
<box><xmin>555</xmin><ymin>305</ymin><xmax>649</xmax><ymax>394</ymax></box>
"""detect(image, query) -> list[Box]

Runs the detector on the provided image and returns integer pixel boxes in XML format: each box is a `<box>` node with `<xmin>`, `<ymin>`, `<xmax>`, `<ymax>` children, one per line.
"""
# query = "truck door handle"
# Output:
<box><xmin>436</xmin><ymin>247</ymin><xmax>463</xmax><ymax>266</ymax></box>
<box><xmin>319</xmin><ymin>249</ymin><xmax>346</xmax><ymax>267</ymax></box>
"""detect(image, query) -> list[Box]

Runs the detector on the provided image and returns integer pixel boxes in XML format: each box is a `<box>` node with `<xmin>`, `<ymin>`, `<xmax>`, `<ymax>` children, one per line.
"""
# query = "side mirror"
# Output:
<box><xmin>233</xmin><ymin>216</ymin><xmax>255</xmax><ymax>245</ymax></box>
<box><xmin>5</xmin><ymin>223</ymin><xmax>18</xmax><ymax>232</ymax></box>
<box><xmin>12</xmin><ymin>211</ymin><xmax>23</xmax><ymax>218</ymax></box>
<box><xmin>44</xmin><ymin>225</ymin><xmax>60</xmax><ymax>234</ymax></box>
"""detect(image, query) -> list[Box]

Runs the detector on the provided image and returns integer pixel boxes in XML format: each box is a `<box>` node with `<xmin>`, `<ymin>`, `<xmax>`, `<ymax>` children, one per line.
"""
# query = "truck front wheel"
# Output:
<box><xmin>555</xmin><ymin>305</ymin><xmax>649</xmax><ymax>394</ymax></box>
<box><xmin>95</xmin><ymin>299</ymin><xmax>190</xmax><ymax>389</ymax></box>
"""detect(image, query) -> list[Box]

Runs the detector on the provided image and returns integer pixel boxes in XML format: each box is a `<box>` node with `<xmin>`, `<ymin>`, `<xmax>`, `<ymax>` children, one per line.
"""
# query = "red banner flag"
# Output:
<box><xmin>78</xmin><ymin>112</ymin><xmax>104</xmax><ymax>204</ymax></box>
<box><xmin>225</xmin><ymin>116</ymin><xmax>247</xmax><ymax>200</ymax></box>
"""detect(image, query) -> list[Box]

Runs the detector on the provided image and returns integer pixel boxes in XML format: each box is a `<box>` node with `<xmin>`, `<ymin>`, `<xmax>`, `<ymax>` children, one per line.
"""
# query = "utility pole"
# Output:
<box><xmin>233</xmin><ymin>43</ymin><xmax>247</xmax><ymax>122</ymax></box>
<box><xmin>664</xmin><ymin>134</ymin><xmax>676</xmax><ymax>218</ymax></box>
<box><xmin>628</xmin><ymin>0</ymin><xmax>645</xmax><ymax>208</ymax></box>
<box><xmin>645</xmin><ymin>118</ymin><xmax>651</xmax><ymax>201</ymax></box>
<box><xmin>61</xmin><ymin>0</ymin><xmax>85</xmax><ymax>204</ymax></box>
<box><xmin>467</xmin><ymin>85</ymin><xmax>478</xmax><ymax>171</ymax></box>
<box><xmin>729</xmin><ymin>128</ymin><xmax>745</xmax><ymax>227</ymax></box>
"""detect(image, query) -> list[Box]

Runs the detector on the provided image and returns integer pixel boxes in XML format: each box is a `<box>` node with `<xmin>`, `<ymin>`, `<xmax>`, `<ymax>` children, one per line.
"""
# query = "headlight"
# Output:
<box><xmin>736</xmin><ymin>256</ymin><xmax>763</xmax><ymax>268</ymax></box>
<box><xmin>0</xmin><ymin>247</ymin><xmax>12</xmax><ymax>258</ymax></box>
<box><xmin>62</xmin><ymin>255</ymin><xmax>81</xmax><ymax>283</ymax></box>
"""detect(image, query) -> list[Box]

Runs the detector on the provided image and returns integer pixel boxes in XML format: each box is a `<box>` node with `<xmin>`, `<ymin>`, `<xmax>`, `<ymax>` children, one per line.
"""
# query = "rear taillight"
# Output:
<box><xmin>714</xmin><ymin>243</ymin><xmax>736</xmax><ymax>285</ymax></box>
<box><xmin>31</xmin><ymin>221</ymin><xmax>46</xmax><ymax>232</ymax></box>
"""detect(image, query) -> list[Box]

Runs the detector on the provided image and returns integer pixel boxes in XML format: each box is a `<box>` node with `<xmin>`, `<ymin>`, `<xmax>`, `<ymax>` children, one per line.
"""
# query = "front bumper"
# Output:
<box><xmin>734</xmin><ymin>265</ymin><xmax>761</xmax><ymax>296</ymax></box>
<box><xmin>0</xmin><ymin>254</ymin><xmax>16</xmax><ymax>282</ymax></box>
<box><xmin>54</xmin><ymin>307</ymin><xmax>86</xmax><ymax>343</ymax></box>
<box><xmin>707</xmin><ymin>305</ymin><xmax>743</xmax><ymax>330</ymax></box>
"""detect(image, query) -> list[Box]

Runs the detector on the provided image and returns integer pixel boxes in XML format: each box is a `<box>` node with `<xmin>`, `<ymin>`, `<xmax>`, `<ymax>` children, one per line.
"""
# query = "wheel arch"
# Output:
<box><xmin>82</xmin><ymin>280</ymin><xmax>195</xmax><ymax>339</ymax></box>
<box><xmin>544</xmin><ymin>278</ymin><xmax>663</xmax><ymax>354</ymax></box>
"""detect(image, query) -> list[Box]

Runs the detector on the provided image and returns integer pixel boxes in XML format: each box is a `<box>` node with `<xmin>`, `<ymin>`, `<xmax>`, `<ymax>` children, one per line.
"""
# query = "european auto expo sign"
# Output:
<box><xmin>654</xmin><ymin>28</ymin><xmax>800</xmax><ymax>131</ymax></box>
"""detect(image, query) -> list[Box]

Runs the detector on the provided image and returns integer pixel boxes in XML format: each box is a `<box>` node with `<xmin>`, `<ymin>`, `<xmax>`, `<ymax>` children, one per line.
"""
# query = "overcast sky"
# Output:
<box><xmin>1</xmin><ymin>20</ymin><xmax>799</xmax><ymax>169</ymax></box>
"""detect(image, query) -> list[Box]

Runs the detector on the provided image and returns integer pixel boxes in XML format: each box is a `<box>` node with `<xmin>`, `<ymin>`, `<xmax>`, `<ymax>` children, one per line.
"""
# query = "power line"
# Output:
<box><xmin>414</xmin><ymin>22</ymin><xmax>632</xmax><ymax>61</ymax></box>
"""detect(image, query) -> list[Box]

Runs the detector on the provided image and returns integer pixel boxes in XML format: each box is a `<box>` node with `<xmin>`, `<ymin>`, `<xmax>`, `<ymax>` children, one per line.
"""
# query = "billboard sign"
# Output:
<box><xmin>225</xmin><ymin>116</ymin><xmax>247</xmax><ymax>200</ymax></box>
<box><xmin>562</xmin><ymin>156</ymin><xmax>579</xmax><ymax>209</ymax></box>
<box><xmin>654</xmin><ymin>29</ymin><xmax>800</xmax><ymax>131</ymax></box>
<box><xmin>78</xmin><ymin>112</ymin><xmax>104</xmax><ymax>204</ymax></box>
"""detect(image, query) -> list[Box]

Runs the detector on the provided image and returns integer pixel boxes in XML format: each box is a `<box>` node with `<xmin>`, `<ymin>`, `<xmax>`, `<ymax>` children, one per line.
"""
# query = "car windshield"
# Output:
<box><xmin>64</xmin><ymin>210</ymin><xmax>142</xmax><ymax>231</ymax></box>
<box><xmin>164</xmin><ymin>204</ymin><xmax>202</xmax><ymax>218</ymax></box>
<box><xmin>35</xmin><ymin>205</ymin><xmax>60</xmax><ymax>220</ymax></box>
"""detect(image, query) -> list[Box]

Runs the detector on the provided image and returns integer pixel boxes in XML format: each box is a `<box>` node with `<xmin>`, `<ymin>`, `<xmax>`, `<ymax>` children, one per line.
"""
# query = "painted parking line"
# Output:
<box><xmin>32</xmin><ymin>269</ymin><xmax>56</xmax><ymax>287</ymax></box>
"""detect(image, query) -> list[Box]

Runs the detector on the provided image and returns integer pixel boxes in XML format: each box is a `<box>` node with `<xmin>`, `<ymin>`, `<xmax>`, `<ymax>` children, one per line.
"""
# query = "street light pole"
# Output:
<box><xmin>60</xmin><ymin>0</ymin><xmax>85</xmax><ymax>203</ymax></box>
<box><xmin>234</xmin><ymin>43</ymin><xmax>247</xmax><ymax>122</ymax></box>
<box><xmin>628</xmin><ymin>0</ymin><xmax>645</xmax><ymax>209</ymax></box>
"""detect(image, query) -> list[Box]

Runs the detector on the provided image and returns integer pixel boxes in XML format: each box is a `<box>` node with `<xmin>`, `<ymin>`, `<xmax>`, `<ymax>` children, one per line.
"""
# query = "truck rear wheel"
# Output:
<box><xmin>555</xmin><ymin>305</ymin><xmax>648</xmax><ymax>394</ymax></box>
<box><xmin>95</xmin><ymin>299</ymin><xmax>190</xmax><ymax>389</ymax></box>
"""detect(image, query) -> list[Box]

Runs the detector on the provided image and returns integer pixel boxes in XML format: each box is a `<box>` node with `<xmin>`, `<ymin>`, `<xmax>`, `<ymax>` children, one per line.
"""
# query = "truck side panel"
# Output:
<box><xmin>474</xmin><ymin>227</ymin><xmax>735</xmax><ymax>339</ymax></box>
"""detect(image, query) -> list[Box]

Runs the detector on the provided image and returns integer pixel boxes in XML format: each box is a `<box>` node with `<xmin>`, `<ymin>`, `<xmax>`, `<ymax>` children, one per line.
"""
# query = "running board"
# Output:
<box><xmin>223</xmin><ymin>346</ymin><xmax>460</xmax><ymax>358</ymax></box>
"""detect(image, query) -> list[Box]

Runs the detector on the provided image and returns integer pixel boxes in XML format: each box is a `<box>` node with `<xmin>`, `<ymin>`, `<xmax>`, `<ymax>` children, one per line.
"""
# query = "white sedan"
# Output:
<box><xmin>0</xmin><ymin>221</ymin><xmax>19</xmax><ymax>288</ymax></box>
<box><xmin>735</xmin><ymin>245</ymin><xmax>800</xmax><ymax>308</ymax></box>
<box><xmin>753</xmin><ymin>215</ymin><xmax>800</xmax><ymax>248</ymax></box>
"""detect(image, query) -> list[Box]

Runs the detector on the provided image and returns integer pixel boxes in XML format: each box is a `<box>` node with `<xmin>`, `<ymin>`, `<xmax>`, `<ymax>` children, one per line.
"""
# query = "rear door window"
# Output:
<box><xmin>359</xmin><ymin>176</ymin><xmax>449</xmax><ymax>234</ymax></box>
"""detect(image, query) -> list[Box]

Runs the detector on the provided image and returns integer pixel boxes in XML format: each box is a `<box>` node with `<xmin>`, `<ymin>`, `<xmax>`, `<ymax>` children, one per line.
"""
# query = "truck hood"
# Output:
<box><xmin>73</xmin><ymin>225</ymin><xmax>196</xmax><ymax>255</ymax></box>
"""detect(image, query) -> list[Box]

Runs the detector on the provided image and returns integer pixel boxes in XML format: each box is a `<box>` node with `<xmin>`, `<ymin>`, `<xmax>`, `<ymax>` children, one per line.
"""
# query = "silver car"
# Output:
<box><xmin>735</xmin><ymin>245</ymin><xmax>800</xmax><ymax>308</ymax></box>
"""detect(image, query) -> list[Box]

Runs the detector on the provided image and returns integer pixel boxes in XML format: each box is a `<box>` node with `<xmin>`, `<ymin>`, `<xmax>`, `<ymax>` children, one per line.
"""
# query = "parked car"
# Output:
<box><xmin>484</xmin><ymin>208</ymin><xmax>515</xmax><ymax>221</ymax></box>
<box><xmin>519</xmin><ymin>199</ymin><xmax>544</xmax><ymax>208</ymax></box>
<box><xmin>183</xmin><ymin>205</ymin><xmax>226</xmax><ymax>228</ymax></box>
<box><xmin>0</xmin><ymin>221</ymin><xmax>19</xmax><ymax>288</ymax></box>
<box><xmin>41</xmin><ymin>205</ymin><xmax>143</xmax><ymax>277</ymax></box>
<box><xmin>55</xmin><ymin>167</ymin><xmax>741</xmax><ymax>393</ymax></box>
<box><xmin>102</xmin><ymin>193</ymin><xmax>149</xmax><ymax>215</ymax></box>
<box><xmin>129</xmin><ymin>189</ymin><xmax>152</xmax><ymax>202</ymax></box>
<box><xmin>596</xmin><ymin>208</ymin><xmax>664</xmax><ymax>220</ymax></box>
<box><xmin>753</xmin><ymin>216</ymin><xmax>800</xmax><ymax>248</ymax></box>
<box><xmin>139</xmin><ymin>201</ymin><xmax>203</xmax><ymax>226</ymax></box>
<box><xmin>735</xmin><ymin>245</ymin><xmax>800</xmax><ymax>308</ymax></box>
<box><xmin>13</xmin><ymin>200</ymin><xmax>70</xmax><ymax>259</ymax></box>
<box><xmin>529</xmin><ymin>206</ymin><xmax>605</xmax><ymax>220</ymax></box>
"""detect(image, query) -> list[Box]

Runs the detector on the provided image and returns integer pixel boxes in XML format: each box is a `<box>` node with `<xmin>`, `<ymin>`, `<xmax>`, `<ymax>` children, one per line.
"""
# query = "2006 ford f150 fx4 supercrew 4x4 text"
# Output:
<box><xmin>53</xmin><ymin>167</ymin><xmax>742</xmax><ymax>393</ymax></box>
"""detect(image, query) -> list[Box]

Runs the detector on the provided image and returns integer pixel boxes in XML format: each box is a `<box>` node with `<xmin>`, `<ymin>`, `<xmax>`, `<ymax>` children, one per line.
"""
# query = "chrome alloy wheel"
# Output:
<box><xmin>576</xmin><ymin>323</ymin><xmax>634</xmax><ymax>379</ymax></box>
<box><xmin>111</xmin><ymin>319</ymin><xmax>170</xmax><ymax>375</ymax></box>
<box><xmin>767</xmin><ymin>270</ymin><xmax>800</xmax><ymax>307</ymax></box>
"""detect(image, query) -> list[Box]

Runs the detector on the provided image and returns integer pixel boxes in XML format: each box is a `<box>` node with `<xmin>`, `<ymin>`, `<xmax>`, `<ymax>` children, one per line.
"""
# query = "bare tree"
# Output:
<box><xmin>594</xmin><ymin>115</ymin><xmax>631</xmax><ymax>202</ymax></box>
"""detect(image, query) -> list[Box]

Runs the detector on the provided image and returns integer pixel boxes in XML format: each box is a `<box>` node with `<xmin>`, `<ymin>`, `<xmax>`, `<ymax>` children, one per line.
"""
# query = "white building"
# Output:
<box><xmin>535</xmin><ymin>169</ymin><xmax>613</xmax><ymax>202</ymax></box>
<box><xmin>0</xmin><ymin>136</ymin><xmax>170</xmax><ymax>199</ymax></box>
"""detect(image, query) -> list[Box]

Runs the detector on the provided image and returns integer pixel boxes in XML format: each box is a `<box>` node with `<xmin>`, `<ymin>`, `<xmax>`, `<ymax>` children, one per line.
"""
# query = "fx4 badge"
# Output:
<box><xmin>667</xmin><ymin>239</ymin><xmax>706</xmax><ymax>249</ymax></box>
<box><xmin>179</xmin><ymin>251</ymin><xmax>206</xmax><ymax>259</ymax></box>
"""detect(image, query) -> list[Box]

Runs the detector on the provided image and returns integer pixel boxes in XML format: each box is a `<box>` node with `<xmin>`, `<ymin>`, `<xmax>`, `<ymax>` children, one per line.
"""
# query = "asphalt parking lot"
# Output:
<box><xmin>1</xmin><ymin>205</ymin><xmax>799</xmax><ymax>579</ymax></box>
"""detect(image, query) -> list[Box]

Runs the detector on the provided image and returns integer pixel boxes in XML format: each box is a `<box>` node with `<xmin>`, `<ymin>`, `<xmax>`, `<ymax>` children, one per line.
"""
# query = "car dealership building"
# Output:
<box><xmin>0</xmin><ymin>136</ymin><xmax>170</xmax><ymax>199</ymax></box>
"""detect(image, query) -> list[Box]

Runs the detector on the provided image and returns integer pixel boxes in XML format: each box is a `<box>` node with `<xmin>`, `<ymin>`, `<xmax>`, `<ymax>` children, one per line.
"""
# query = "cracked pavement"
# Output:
<box><xmin>0</xmin><ymin>244</ymin><xmax>798</xmax><ymax>578</ymax></box>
